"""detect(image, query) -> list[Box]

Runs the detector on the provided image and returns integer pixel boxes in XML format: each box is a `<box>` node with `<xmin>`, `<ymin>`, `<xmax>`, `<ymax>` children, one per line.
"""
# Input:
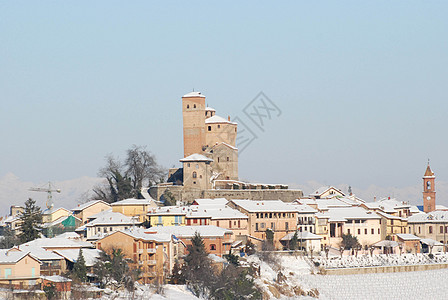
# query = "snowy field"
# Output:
<box><xmin>305</xmin><ymin>268</ymin><xmax>448</xmax><ymax>300</ymax></box>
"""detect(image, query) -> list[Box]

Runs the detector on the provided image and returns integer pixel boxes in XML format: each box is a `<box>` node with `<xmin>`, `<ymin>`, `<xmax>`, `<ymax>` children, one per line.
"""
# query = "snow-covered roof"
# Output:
<box><xmin>146</xmin><ymin>225</ymin><xmax>232</xmax><ymax>238</ymax></box>
<box><xmin>408</xmin><ymin>210</ymin><xmax>448</xmax><ymax>223</ymax></box>
<box><xmin>86</xmin><ymin>212</ymin><xmax>137</xmax><ymax>226</ymax></box>
<box><xmin>376</xmin><ymin>211</ymin><xmax>405</xmax><ymax>221</ymax></box>
<box><xmin>316</xmin><ymin>207</ymin><xmax>381</xmax><ymax>222</ymax></box>
<box><xmin>310</xmin><ymin>186</ymin><xmax>345</xmax><ymax>197</ymax></box>
<box><xmin>205</xmin><ymin>107</ymin><xmax>215</xmax><ymax>111</ymax></box>
<box><xmin>315</xmin><ymin>198</ymin><xmax>352</xmax><ymax>210</ymax></box>
<box><xmin>211</xmin><ymin>142</ymin><xmax>238</xmax><ymax>150</ymax></box>
<box><xmin>192</xmin><ymin>198</ymin><xmax>229</xmax><ymax>207</ymax></box>
<box><xmin>396</xmin><ymin>234</ymin><xmax>421</xmax><ymax>241</ymax></box>
<box><xmin>208</xmin><ymin>254</ymin><xmax>225</xmax><ymax>263</ymax></box>
<box><xmin>363</xmin><ymin>198</ymin><xmax>410</xmax><ymax>213</ymax></box>
<box><xmin>373</xmin><ymin>240</ymin><xmax>400</xmax><ymax>248</ymax></box>
<box><xmin>42</xmin><ymin>207</ymin><xmax>71</xmax><ymax>215</ymax></box>
<box><xmin>183</xmin><ymin>91</ymin><xmax>205</xmax><ymax>98</ymax></box>
<box><xmin>286</xmin><ymin>203</ymin><xmax>317</xmax><ymax>214</ymax></box>
<box><xmin>280</xmin><ymin>231</ymin><xmax>322</xmax><ymax>241</ymax></box>
<box><xmin>231</xmin><ymin>200</ymin><xmax>298</xmax><ymax>213</ymax></box>
<box><xmin>53</xmin><ymin>249</ymin><xmax>101</xmax><ymax>267</ymax></box>
<box><xmin>410</xmin><ymin>206</ymin><xmax>422</xmax><ymax>214</ymax></box>
<box><xmin>41</xmin><ymin>275</ymin><xmax>72</xmax><ymax>282</ymax></box>
<box><xmin>420</xmin><ymin>239</ymin><xmax>443</xmax><ymax>246</ymax></box>
<box><xmin>0</xmin><ymin>249</ymin><xmax>32</xmax><ymax>264</ymax></box>
<box><xmin>436</xmin><ymin>205</ymin><xmax>448</xmax><ymax>211</ymax></box>
<box><xmin>180</xmin><ymin>153</ymin><xmax>213</xmax><ymax>163</ymax></box>
<box><xmin>72</xmin><ymin>200</ymin><xmax>110</xmax><ymax>212</ymax></box>
<box><xmin>111</xmin><ymin>198</ymin><xmax>155</xmax><ymax>206</ymax></box>
<box><xmin>17</xmin><ymin>245</ymin><xmax>63</xmax><ymax>261</ymax></box>
<box><xmin>87</xmin><ymin>208</ymin><xmax>113</xmax><ymax>221</ymax></box>
<box><xmin>191</xmin><ymin>206</ymin><xmax>248</xmax><ymax>220</ymax></box>
<box><xmin>20</xmin><ymin>237</ymin><xmax>92</xmax><ymax>249</ymax></box>
<box><xmin>54</xmin><ymin>232</ymin><xmax>81</xmax><ymax>240</ymax></box>
<box><xmin>112</xmin><ymin>228</ymin><xmax>172</xmax><ymax>243</ymax></box>
<box><xmin>205</xmin><ymin>115</ymin><xmax>237</xmax><ymax>125</ymax></box>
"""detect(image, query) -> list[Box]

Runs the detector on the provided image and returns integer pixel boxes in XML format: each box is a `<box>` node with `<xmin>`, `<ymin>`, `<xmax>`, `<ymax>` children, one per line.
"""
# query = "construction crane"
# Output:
<box><xmin>29</xmin><ymin>182</ymin><xmax>61</xmax><ymax>210</ymax></box>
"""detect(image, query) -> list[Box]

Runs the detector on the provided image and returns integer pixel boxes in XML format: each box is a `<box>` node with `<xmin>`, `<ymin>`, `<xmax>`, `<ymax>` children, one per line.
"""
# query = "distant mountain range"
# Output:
<box><xmin>1</xmin><ymin>172</ymin><xmax>446</xmax><ymax>217</ymax></box>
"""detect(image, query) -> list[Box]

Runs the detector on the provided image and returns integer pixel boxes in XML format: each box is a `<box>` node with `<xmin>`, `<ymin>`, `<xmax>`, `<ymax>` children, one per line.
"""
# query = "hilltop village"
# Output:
<box><xmin>1</xmin><ymin>91</ymin><xmax>447</xmax><ymax>299</ymax></box>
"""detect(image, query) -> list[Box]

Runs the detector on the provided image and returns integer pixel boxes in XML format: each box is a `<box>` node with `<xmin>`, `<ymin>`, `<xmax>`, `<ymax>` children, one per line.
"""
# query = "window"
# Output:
<box><xmin>218</xmin><ymin>157</ymin><xmax>220</xmax><ymax>162</ymax></box>
<box><xmin>441</xmin><ymin>226</ymin><xmax>444</xmax><ymax>234</ymax></box>
<box><xmin>371</xmin><ymin>228</ymin><xmax>374</xmax><ymax>234</ymax></box>
<box><xmin>261</xmin><ymin>223</ymin><xmax>265</xmax><ymax>229</ymax></box>
<box><xmin>196</xmin><ymin>164</ymin><xmax>199</xmax><ymax>169</ymax></box>
<box><xmin>427</xmin><ymin>181</ymin><xmax>431</xmax><ymax>190</ymax></box>
<box><xmin>187</xmin><ymin>163</ymin><xmax>190</xmax><ymax>167</ymax></box>
<box><xmin>418</xmin><ymin>227</ymin><xmax>421</xmax><ymax>234</ymax></box>
<box><xmin>229</xmin><ymin>220</ymin><xmax>232</xmax><ymax>228</ymax></box>
<box><xmin>378</xmin><ymin>228</ymin><xmax>380</xmax><ymax>234</ymax></box>
<box><xmin>216</xmin><ymin>221</ymin><xmax>219</xmax><ymax>226</ymax></box>
<box><xmin>192</xmin><ymin>171</ymin><xmax>197</xmax><ymax>178</ymax></box>
<box><xmin>218</xmin><ymin>124</ymin><xmax>220</xmax><ymax>129</ymax></box>
<box><xmin>365</xmin><ymin>229</ymin><xmax>367</xmax><ymax>234</ymax></box>
<box><xmin>194</xmin><ymin>104</ymin><xmax>196</xmax><ymax>108</ymax></box>
<box><xmin>429</xmin><ymin>226</ymin><xmax>433</xmax><ymax>234</ymax></box>
<box><xmin>358</xmin><ymin>229</ymin><xmax>361</xmax><ymax>235</ymax></box>
<box><xmin>256</xmin><ymin>223</ymin><xmax>259</xmax><ymax>231</ymax></box>
<box><xmin>187</xmin><ymin>105</ymin><xmax>190</xmax><ymax>109</ymax></box>
<box><xmin>208</xmin><ymin>126</ymin><xmax>211</xmax><ymax>131</ymax></box>
<box><xmin>4</xmin><ymin>268</ymin><xmax>11</xmax><ymax>279</ymax></box>
<box><xmin>347</xmin><ymin>229</ymin><xmax>350</xmax><ymax>234</ymax></box>
<box><xmin>210</xmin><ymin>244</ymin><xmax>216</xmax><ymax>251</ymax></box>
<box><xmin>227</xmin><ymin>157</ymin><xmax>229</xmax><ymax>161</ymax></box>
<box><xmin>238</xmin><ymin>220</ymin><xmax>240</xmax><ymax>228</ymax></box>
<box><xmin>271</xmin><ymin>222</ymin><xmax>275</xmax><ymax>230</ymax></box>
<box><xmin>285</xmin><ymin>222</ymin><xmax>289</xmax><ymax>230</ymax></box>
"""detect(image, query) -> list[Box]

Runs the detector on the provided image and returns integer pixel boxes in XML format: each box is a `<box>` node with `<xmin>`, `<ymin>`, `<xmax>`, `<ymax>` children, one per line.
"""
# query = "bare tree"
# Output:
<box><xmin>92</xmin><ymin>145</ymin><xmax>166</xmax><ymax>203</ymax></box>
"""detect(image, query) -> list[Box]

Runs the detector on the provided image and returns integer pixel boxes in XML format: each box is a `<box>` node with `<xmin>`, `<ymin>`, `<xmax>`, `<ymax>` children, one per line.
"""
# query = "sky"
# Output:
<box><xmin>1</xmin><ymin>1</ymin><xmax>448</xmax><ymax>211</ymax></box>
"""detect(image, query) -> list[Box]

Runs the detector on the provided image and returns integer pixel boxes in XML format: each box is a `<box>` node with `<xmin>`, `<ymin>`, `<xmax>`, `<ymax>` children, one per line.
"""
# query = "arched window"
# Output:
<box><xmin>208</xmin><ymin>126</ymin><xmax>211</xmax><ymax>131</ymax></box>
<box><xmin>194</xmin><ymin>104</ymin><xmax>196</xmax><ymax>108</ymax></box>
<box><xmin>187</xmin><ymin>105</ymin><xmax>189</xmax><ymax>109</ymax></box>
<box><xmin>427</xmin><ymin>181</ymin><xmax>431</xmax><ymax>190</ymax></box>
<box><xmin>210</xmin><ymin>244</ymin><xmax>216</xmax><ymax>251</ymax></box>
<box><xmin>192</xmin><ymin>172</ymin><xmax>197</xmax><ymax>178</ymax></box>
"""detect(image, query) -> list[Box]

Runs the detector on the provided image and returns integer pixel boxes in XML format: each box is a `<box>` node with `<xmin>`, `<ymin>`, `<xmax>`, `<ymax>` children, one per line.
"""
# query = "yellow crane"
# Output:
<box><xmin>29</xmin><ymin>182</ymin><xmax>61</xmax><ymax>210</ymax></box>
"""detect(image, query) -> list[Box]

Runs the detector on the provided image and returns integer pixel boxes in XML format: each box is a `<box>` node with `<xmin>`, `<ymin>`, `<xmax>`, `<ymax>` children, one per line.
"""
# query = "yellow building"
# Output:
<box><xmin>72</xmin><ymin>200</ymin><xmax>111</xmax><ymax>225</ymax></box>
<box><xmin>147</xmin><ymin>206</ymin><xmax>187</xmax><ymax>227</ymax></box>
<box><xmin>111</xmin><ymin>198</ymin><xmax>158</xmax><ymax>222</ymax></box>
<box><xmin>42</xmin><ymin>207</ymin><xmax>71</xmax><ymax>224</ymax></box>
<box><xmin>377</xmin><ymin>211</ymin><xmax>408</xmax><ymax>239</ymax></box>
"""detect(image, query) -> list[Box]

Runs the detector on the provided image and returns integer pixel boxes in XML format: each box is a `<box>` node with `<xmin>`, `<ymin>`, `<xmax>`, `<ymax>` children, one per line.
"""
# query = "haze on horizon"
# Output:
<box><xmin>1</xmin><ymin>2</ymin><xmax>448</xmax><ymax>209</ymax></box>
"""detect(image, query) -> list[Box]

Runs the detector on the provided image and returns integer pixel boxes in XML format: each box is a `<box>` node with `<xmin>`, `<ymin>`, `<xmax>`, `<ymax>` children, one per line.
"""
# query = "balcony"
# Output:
<box><xmin>148</xmin><ymin>260</ymin><xmax>156</xmax><ymax>265</ymax></box>
<box><xmin>147</xmin><ymin>248</ymin><xmax>156</xmax><ymax>253</ymax></box>
<box><xmin>138</xmin><ymin>249</ymin><xmax>144</xmax><ymax>254</ymax></box>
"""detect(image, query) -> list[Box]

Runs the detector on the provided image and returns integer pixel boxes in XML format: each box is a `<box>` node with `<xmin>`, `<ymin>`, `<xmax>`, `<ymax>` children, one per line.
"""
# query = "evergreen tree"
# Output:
<box><xmin>182</xmin><ymin>232</ymin><xmax>215</xmax><ymax>298</ymax></box>
<box><xmin>223</xmin><ymin>249</ymin><xmax>240</xmax><ymax>266</ymax></box>
<box><xmin>169</xmin><ymin>260</ymin><xmax>185</xmax><ymax>284</ymax></box>
<box><xmin>18</xmin><ymin>198</ymin><xmax>43</xmax><ymax>243</ymax></box>
<box><xmin>266</xmin><ymin>228</ymin><xmax>274</xmax><ymax>245</ymax></box>
<box><xmin>0</xmin><ymin>227</ymin><xmax>20</xmax><ymax>248</ymax></box>
<box><xmin>289</xmin><ymin>231</ymin><xmax>298</xmax><ymax>250</ymax></box>
<box><xmin>341</xmin><ymin>233</ymin><xmax>360</xmax><ymax>250</ymax></box>
<box><xmin>73</xmin><ymin>249</ymin><xmax>87</xmax><ymax>282</ymax></box>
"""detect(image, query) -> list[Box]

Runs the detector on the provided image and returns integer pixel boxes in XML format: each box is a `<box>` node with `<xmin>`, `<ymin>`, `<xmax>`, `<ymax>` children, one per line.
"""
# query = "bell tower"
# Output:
<box><xmin>182</xmin><ymin>92</ymin><xmax>206</xmax><ymax>158</ymax></box>
<box><xmin>423</xmin><ymin>162</ymin><xmax>436</xmax><ymax>213</ymax></box>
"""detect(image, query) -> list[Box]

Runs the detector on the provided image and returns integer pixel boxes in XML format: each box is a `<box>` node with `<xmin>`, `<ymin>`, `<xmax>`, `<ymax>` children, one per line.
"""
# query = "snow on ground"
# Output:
<box><xmin>98</xmin><ymin>284</ymin><xmax>199</xmax><ymax>300</ymax></box>
<box><xmin>307</xmin><ymin>268</ymin><xmax>448</xmax><ymax>299</ymax></box>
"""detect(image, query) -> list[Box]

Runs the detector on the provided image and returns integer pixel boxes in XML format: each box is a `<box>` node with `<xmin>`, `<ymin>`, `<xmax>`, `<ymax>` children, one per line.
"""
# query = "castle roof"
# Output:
<box><xmin>205</xmin><ymin>115</ymin><xmax>237</xmax><ymax>125</ymax></box>
<box><xmin>183</xmin><ymin>91</ymin><xmax>205</xmax><ymax>98</ymax></box>
<box><xmin>424</xmin><ymin>164</ymin><xmax>435</xmax><ymax>177</ymax></box>
<box><xmin>180</xmin><ymin>153</ymin><xmax>213</xmax><ymax>162</ymax></box>
<box><xmin>206</xmin><ymin>107</ymin><xmax>216</xmax><ymax>111</ymax></box>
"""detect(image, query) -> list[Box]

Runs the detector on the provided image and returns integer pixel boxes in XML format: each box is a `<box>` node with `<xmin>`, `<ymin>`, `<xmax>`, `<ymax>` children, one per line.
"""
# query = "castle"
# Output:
<box><xmin>150</xmin><ymin>91</ymin><xmax>303</xmax><ymax>203</ymax></box>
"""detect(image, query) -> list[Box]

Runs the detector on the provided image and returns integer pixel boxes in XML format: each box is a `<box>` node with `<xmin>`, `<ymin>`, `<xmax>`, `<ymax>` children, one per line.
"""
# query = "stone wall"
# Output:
<box><xmin>150</xmin><ymin>185</ymin><xmax>303</xmax><ymax>204</ymax></box>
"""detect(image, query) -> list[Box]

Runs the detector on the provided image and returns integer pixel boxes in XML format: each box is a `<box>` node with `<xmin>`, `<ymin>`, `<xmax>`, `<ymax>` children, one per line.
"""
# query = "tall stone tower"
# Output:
<box><xmin>182</xmin><ymin>92</ymin><xmax>206</xmax><ymax>157</ymax></box>
<box><xmin>423</xmin><ymin>163</ymin><xmax>436</xmax><ymax>213</ymax></box>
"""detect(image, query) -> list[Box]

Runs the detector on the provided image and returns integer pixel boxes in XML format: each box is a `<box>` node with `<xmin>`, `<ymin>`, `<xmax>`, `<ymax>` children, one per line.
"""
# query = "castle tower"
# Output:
<box><xmin>182</xmin><ymin>92</ymin><xmax>206</xmax><ymax>157</ymax></box>
<box><xmin>423</xmin><ymin>163</ymin><xmax>436</xmax><ymax>213</ymax></box>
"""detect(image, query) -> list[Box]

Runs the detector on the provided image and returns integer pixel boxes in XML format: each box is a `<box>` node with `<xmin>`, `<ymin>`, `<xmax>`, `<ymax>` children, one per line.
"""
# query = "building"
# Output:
<box><xmin>71</xmin><ymin>200</ymin><xmax>111</xmax><ymax>225</ymax></box>
<box><xmin>84</xmin><ymin>211</ymin><xmax>138</xmax><ymax>240</ymax></box>
<box><xmin>0</xmin><ymin>249</ymin><xmax>41</xmax><ymax>288</ymax></box>
<box><xmin>146</xmin><ymin>225</ymin><xmax>233</xmax><ymax>257</ymax></box>
<box><xmin>95</xmin><ymin>229</ymin><xmax>175</xmax><ymax>284</ymax></box>
<box><xmin>315</xmin><ymin>207</ymin><xmax>382</xmax><ymax>249</ymax></box>
<box><xmin>42</xmin><ymin>207</ymin><xmax>71</xmax><ymax>224</ymax></box>
<box><xmin>15</xmin><ymin>245</ymin><xmax>65</xmax><ymax>276</ymax></box>
<box><xmin>408</xmin><ymin>210</ymin><xmax>448</xmax><ymax>246</ymax></box>
<box><xmin>111</xmin><ymin>198</ymin><xmax>157</xmax><ymax>222</ymax></box>
<box><xmin>423</xmin><ymin>163</ymin><xmax>436</xmax><ymax>212</ymax></box>
<box><xmin>395</xmin><ymin>234</ymin><xmax>421</xmax><ymax>254</ymax></box>
<box><xmin>229</xmin><ymin>199</ymin><xmax>298</xmax><ymax>248</ymax></box>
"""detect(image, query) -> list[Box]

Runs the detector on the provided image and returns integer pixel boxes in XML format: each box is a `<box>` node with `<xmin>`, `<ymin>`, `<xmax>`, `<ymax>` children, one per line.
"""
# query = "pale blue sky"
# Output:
<box><xmin>1</xmin><ymin>1</ymin><xmax>448</xmax><ymax>202</ymax></box>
